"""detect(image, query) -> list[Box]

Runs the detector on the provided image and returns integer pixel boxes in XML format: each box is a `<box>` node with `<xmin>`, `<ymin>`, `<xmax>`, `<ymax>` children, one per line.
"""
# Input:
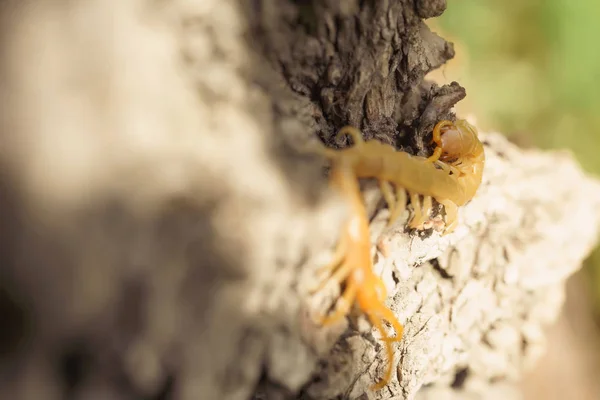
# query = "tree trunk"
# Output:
<box><xmin>0</xmin><ymin>1</ymin><xmax>598</xmax><ymax>400</ymax></box>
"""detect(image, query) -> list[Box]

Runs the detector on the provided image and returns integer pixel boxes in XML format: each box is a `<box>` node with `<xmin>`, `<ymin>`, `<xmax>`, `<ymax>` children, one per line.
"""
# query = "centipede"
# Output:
<box><xmin>315</xmin><ymin>119</ymin><xmax>485</xmax><ymax>389</ymax></box>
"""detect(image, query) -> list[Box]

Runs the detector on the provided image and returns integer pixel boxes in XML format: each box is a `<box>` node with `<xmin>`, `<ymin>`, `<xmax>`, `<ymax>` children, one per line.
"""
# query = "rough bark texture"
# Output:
<box><xmin>0</xmin><ymin>1</ymin><xmax>599</xmax><ymax>400</ymax></box>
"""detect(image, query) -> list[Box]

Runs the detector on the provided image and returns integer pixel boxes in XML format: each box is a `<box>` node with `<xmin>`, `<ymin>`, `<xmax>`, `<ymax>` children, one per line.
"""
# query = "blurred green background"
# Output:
<box><xmin>436</xmin><ymin>0</ymin><xmax>600</xmax><ymax>320</ymax></box>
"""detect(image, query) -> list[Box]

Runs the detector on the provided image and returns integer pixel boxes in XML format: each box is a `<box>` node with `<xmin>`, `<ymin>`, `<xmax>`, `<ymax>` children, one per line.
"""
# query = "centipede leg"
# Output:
<box><xmin>316</xmin><ymin>258</ymin><xmax>355</xmax><ymax>295</ymax></box>
<box><xmin>311</xmin><ymin>259</ymin><xmax>353</xmax><ymax>296</ymax></box>
<box><xmin>320</xmin><ymin>280</ymin><xmax>359</xmax><ymax>325</ymax></box>
<box><xmin>379</xmin><ymin>180</ymin><xmax>396</xmax><ymax>222</ymax></box>
<box><xmin>366</xmin><ymin>304</ymin><xmax>404</xmax><ymax>344</ymax></box>
<box><xmin>310</xmin><ymin>232</ymin><xmax>349</xmax><ymax>295</ymax></box>
<box><xmin>367</xmin><ymin>311</ymin><xmax>396</xmax><ymax>390</ymax></box>
<box><xmin>435</xmin><ymin>160</ymin><xmax>461</xmax><ymax>176</ymax></box>
<box><xmin>409</xmin><ymin>192</ymin><xmax>424</xmax><ymax>229</ymax></box>
<box><xmin>421</xmin><ymin>195</ymin><xmax>433</xmax><ymax>223</ymax></box>
<box><xmin>319</xmin><ymin>161</ymin><xmax>371</xmax><ymax>325</ymax></box>
<box><xmin>426</xmin><ymin>147</ymin><xmax>442</xmax><ymax>163</ymax></box>
<box><xmin>316</xmin><ymin>230</ymin><xmax>347</xmax><ymax>272</ymax></box>
<box><xmin>380</xmin><ymin>307</ymin><xmax>404</xmax><ymax>343</ymax></box>
<box><xmin>388</xmin><ymin>187</ymin><xmax>407</xmax><ymax>228</ymax></box>
<box><xmin>438</xmin><ymin>199</ymin><xmax>458</xmax><ymax>234</ymax></box>
<box><xmin>426</xmin><ymin>120</ymin><xmax>453</xmax><ymax>163</ymax></box>
<box><xmin>337</xmin><ymin>126</ymin><xmax>365</xmax><ymax>147</ymax></box>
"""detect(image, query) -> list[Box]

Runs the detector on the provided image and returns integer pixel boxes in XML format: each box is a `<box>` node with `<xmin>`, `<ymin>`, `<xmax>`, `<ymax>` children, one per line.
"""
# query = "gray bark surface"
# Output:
<box><xmin>0</xmin><ymin>1</ymin><xmax>598</xmax><ymax>400</ymax></box>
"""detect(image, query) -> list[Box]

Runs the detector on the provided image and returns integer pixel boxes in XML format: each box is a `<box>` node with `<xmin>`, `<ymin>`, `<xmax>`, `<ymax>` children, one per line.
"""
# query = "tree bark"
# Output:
<box><xmin>0</xmin><ymin>1</ymin><xmax>599</xmax><ymax>400</ymax></box>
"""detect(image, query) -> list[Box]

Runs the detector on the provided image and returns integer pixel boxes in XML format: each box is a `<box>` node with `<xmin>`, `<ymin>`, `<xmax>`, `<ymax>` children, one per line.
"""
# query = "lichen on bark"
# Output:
<box><xmin>0</xmin><ymin>2</ymin><xmax>599</xmax><ymax>400</ymax></box>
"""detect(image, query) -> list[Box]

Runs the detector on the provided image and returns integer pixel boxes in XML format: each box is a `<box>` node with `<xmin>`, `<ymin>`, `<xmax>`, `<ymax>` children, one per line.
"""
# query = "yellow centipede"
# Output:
<box><xmin>315</xmin><ymin>119</ymin><xmax>485</xmax><ymax>390</ymax></box>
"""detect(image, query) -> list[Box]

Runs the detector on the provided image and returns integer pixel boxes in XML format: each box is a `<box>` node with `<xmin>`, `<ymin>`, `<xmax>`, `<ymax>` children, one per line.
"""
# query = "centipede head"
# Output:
<box><xmin>440</xmin><ymin>119</ymin><xmax>480</xmax><ymax>161</ymax></box>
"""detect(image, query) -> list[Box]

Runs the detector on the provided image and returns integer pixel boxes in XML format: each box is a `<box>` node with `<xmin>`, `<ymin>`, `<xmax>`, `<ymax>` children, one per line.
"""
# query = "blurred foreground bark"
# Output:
<box><xmin>0</xmin><ymin>1</ymin><xmax>599</xmax><ymax>400</ymax></box>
